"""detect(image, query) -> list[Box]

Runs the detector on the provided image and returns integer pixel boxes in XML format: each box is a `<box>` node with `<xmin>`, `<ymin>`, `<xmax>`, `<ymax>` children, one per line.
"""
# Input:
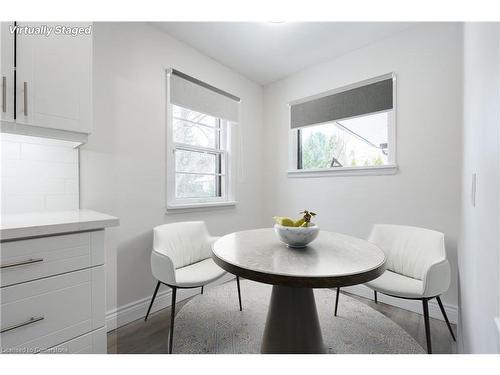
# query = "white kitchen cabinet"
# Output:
<box><xmin>1</xmin><ymin>22</ymin><xmax>14</xmax><ymax>122</ymax></box>
<box><xmin>0</xmin><ymin>230</ymin><xmax>105</xmax><ymax>287</ymax></box>
<box><xmin>15</xmin><ymin>22</ymin><xmax>92</xmax><ymax>134</ymax></box>
<box><xmin>42</xmin><ymin>327</ymin><xmax>106</xmax><ymax>354</ymax></box>
<box><xmin>0</xmin><ymin>22</ymin><xmax>92</xmax><ymax>142</ymax></box>
<box><xmin>0</xmin><ymin>267</ymin><xmax>105</xmax><ymax>353</ymax></box>
<box><xmin>0</xmin><ymin>210</ymin><xmax>119</xmax><ymax>354</ymax></box>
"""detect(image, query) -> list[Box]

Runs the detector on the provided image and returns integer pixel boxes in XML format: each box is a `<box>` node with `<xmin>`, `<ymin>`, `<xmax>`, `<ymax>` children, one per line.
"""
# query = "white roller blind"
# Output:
<box><xmin>169</xmin><ymin>69</ymin><xmax>240</xmax><ymax>123</ymax></box>
<box><xmin>290</xmin><ymin>74</ymin><xmax>394</xmax><ymax>129</ymax></box>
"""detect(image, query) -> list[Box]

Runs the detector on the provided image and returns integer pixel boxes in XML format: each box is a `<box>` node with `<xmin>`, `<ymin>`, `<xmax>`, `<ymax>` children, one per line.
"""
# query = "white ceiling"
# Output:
<box><xmin>155</xmin><ymin>22</ymin><xmax>416</xmax><ymax>85</ymax></box>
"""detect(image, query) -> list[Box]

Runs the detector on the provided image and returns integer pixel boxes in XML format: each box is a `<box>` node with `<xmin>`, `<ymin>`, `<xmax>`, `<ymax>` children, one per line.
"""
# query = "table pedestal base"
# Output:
<box><xmin>261</xmin><ymin>285</ymin><xmax>325</xmax><ymax>354</ymax></box>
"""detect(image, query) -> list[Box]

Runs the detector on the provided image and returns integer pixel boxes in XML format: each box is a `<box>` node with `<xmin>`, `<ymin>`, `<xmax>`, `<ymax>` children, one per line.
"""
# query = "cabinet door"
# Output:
<box><xmin>0</xmin><ymin>230</ymin><xmax>105</xmax><ymax>287</ymax></box>
<box><xmin>16</xmin><ymin>22</ymin><xmax>92</xmax><ymax>134</ymax></box>
<box><xmin>0</xmin><ymin>22</ymin><xmax>14</xmax><ymax>122</ymax></box>
<box><xmin>0</xmin><ymin>266</ymin><xmax>105</xmax><ymax>353</ymax></box>
<box><xmin>42</xmin><ymin>327</ymin><xmax>106</xmax><ymax>354</ymax></box>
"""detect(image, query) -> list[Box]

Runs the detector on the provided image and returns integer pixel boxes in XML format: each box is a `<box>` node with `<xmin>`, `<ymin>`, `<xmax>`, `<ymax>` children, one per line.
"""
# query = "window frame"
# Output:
<box><xmin>288</xmin><ymin>74</ymin><xmax>398</xmax><ymax>177</ymax></box>
<box><xmin>172</xmin><ymin>120</ymin><xmax>226</xmax><ymax>200</ymax></box>
<box><xmin>166</xmin><ymin>102</ymin><xmax>236</xmax><ymax>211</ymax></box>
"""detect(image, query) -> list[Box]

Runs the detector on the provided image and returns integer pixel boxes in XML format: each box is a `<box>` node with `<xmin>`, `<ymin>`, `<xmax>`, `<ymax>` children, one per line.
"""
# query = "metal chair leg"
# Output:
<box><xmin>422</xmin><ymin>299</ymin><xmax>432</xmax><ymax>354</ymax></box>
<box><xmin>144</xmin><ymin>281</ymin><xmax>161</xmax><ymax>321</ymax></box>
<box><xmin>169</xmin><ymin>286</ymin><xmax>177</xmax><ymax>354</ymax></box>
<box><xmin>236</xmin><ymin>276</ymin><xmax>242</xmax><ymax>311</ymax></box>
<box><xmin>374</xmin><ymin>290</ymin><xmax>378</xmax><ymax>304</ymax></box>
<box><xmin>201</xmin><ymin>286</ymin><xmax>204</xmax><ymax>294</ymax></box>
<box><xmin>436</xmin><ymin>296</ymin><xmax>456</xmax><ymax>341</ymax></box>
<box><xmin>334</xmin><ymin>287</ymin><xmax>340</xmax><ymax>316</ymax></box>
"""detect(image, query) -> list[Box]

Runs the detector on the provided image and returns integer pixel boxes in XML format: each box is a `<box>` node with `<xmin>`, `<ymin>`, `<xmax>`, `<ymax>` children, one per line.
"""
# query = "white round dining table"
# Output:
<box><xmin>212</xmin><ymin>228</ymin><xmax>386</xmax><ymax>354</ymax></box>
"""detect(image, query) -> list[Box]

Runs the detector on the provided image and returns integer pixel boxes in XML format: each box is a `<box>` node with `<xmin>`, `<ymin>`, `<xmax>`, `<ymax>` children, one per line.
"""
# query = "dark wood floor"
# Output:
<box><xmin>107</xmin><ymin>288</ymin><xmax>457</xmax><ymax>354</ymax></box>
<box><xmin>346</xmin><ymin>291</ymin><xmax>457</xmax><ymax>354</ymax></box>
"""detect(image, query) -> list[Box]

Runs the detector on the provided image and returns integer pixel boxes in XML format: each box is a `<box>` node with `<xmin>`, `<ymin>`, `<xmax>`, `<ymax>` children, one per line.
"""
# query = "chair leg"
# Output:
<box><xmin>374</xmin><ymin>290</ymin><xmax>378</xmax><ymax>304</ymax></box>
<box><xmin>422</xmin><ymin>299</ymin><xmax>432</xmax><ymax>354</ymax></box>
<box><xmin>436</xmin><ymin>296</ymin><xmax>456</xmax><ymax>341</ymax></box>
<box><xmin>144</xmin><ymin>281</ymin><xmax>161</xmax><ymax>321</ymax></box>
<box><xmin>201</xmin><ymin>286</ymin><xmax>204</xmax><ymax>294</ymax></box>
<box><xmin>236</xmin><ymin>276</ymin><xmax>242</xmax><ymax>311</ymax></box>
<box><xmin>334</xmin><ymin>287</ymin><xmax>340</xmax><ymax>316</ymax></box>
<box><xmin>168</xmin><ymin>286</ymin><xmax>177</xmax><ymax>354</ymax></box>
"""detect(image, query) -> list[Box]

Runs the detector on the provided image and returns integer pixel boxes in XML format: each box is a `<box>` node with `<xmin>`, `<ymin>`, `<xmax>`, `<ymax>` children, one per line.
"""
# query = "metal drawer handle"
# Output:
<box><xmin>1</xmin><ymin>316</ymin><xmax>45</xmax><ymax>334</ymax></box>
<box><xmin>23</xmin><ymin>81</ymin><xmax>28</xmax><ymax>116</ymax></box>
<box><xmin>0</xmin><ymin>257</ymin><xmax>44</xmax><ymax>269</ymax></box>
<box><xmin>2</xmin><ymin>76</ymin><xmax>6</xmax><ymax>113</ymax></box>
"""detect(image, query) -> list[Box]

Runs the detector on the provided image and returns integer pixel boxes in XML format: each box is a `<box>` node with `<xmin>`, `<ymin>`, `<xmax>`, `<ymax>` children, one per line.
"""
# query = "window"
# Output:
<box><xmin>166</xmin><ymin>69</ymin><xmax>239</xmax><ymax>209</ymax></box>
<box><xmin>172</xmin><ymin>105</ymin><xmax>227</xmax><ymax>201</ymax></box>
<box><xmin>289</xmin><ymin>74</ymin><xmax>397</xmax><ymax>177</ymax></box>
<box><xmin>297</xmin><ymin>112</ymin><xmax>390</xmax><ymax>169</ymax></box>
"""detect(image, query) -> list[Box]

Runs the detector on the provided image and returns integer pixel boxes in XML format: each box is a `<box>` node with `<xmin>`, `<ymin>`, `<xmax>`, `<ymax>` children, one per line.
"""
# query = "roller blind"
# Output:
<box><xmin>169</xmin><ymin>69</ymin><xmax>240</xmax><ymax>123</ymax></box>
<box><xmin>290</xmin><ymin>75</ymin><xmax>394</xmax><ymax>129</ymax></box>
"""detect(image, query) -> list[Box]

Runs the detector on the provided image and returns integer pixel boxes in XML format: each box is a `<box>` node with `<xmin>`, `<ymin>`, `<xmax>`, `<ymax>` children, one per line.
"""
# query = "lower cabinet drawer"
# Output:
<box><xmin>0</xmin><ymin>230</ymin><xmax>105</xmax><ymax>287</ymax></box>
<box><xmin>42</xmin><ymin>327</ymin><xmax>107</xmax><ymax>354</ymax></box>
<box><xmin>0</xmin><ymin>266</ymin><xmax>105</xmax><ymax>353</ymax></box>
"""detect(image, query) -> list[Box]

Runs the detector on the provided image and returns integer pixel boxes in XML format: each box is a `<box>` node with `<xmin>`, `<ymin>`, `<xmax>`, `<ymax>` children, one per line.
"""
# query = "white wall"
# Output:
<box><xmin>80</xmin><ymin>23</ymin><xmax>264</xmax><ymax>319</ymax></box>
<box><xmin>81</xmin><ymin>22</ymin><xmax>465</xmax><ymax>331</ymax></box>
<box><xmin>459</xmin><ymin>23</ymin><xmax>500</xmax><ymax>353</ymax></box>
<box><xmin>1</xmin><ymin>133</ymin><xmax>79</xmax><ymax>214</ymax></box>
<box><xmin>262</xmin><ymin>23</ymin><xmax>463</xmax><ymax>311</ymax></box>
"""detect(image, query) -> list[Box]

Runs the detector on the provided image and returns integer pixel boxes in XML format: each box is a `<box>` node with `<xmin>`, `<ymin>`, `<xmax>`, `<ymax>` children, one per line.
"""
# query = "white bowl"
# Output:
<box><xmin>274</xmin><ymin>223</ymin><xmax>320</xmax><ymax>248</ymax></box>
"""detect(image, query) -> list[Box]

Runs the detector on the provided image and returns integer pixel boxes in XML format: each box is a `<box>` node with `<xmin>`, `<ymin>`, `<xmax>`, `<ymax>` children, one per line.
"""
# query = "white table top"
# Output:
<box><xmin>0</xmin><ymin>209</ymin><xmax>119</xmax><ymax>241</ymax></box>
<box><xmin>213</xmin><ymin>228</ymin><xmax>386</xmax><ymax>288</ymax></box>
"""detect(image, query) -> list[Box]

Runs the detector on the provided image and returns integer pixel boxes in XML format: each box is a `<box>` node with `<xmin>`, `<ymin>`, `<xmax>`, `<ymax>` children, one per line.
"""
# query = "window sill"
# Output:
<box><xmin>166</xmin><ymin>200</ymin><xmax>238</xmax><ymax>213</ymax></box>
<box><xmin>287</xmin><ymin>164</ymin><xmax>398</xmax><ymax>178</ymax></box>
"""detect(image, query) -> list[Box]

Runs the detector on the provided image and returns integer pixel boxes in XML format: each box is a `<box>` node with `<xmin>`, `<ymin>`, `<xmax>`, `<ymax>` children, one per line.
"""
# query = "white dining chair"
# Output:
<box><xmin>144</xmin><ymin>221</ymin><xmax>242</xmax><ymax>354</ymax></box>
<box><xmin>334</xmin><ymin>224</ymin><xmax>455</xmax><ymax>354</ymax></box>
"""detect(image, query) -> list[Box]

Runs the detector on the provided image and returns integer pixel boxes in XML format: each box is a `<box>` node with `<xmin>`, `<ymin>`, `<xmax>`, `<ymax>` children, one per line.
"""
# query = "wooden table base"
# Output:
<box><xmin>261</xmin><ymin>285</ymin><xmax>326</xmax><ymax>354</ymax></box>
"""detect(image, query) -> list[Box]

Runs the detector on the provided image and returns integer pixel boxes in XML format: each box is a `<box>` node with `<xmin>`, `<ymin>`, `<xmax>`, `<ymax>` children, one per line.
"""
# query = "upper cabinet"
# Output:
<box><xmin>1</xmin><ymin>22</ymin><xmax>15</xmax><ymax>122</ymax></box>
<box><xmin>1</xmin><ymin>22</ymin><xmax>92</xmax><ymax>142</ymax></box>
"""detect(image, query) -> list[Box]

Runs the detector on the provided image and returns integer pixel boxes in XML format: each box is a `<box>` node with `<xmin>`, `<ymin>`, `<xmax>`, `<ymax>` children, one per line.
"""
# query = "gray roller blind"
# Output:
<box><xmin>169</xmin><ymin>69</ymin><xmax>240</xmax><ymax>123</ymax></box>
<box><xmin>290</xmin><ymin>76</ymin><xmax>394</xmax><ymax>129</ymax></box>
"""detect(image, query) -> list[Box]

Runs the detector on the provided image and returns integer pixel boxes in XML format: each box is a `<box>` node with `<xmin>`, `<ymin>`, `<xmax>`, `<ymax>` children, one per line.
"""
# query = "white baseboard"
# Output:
<box><xmin>341</xmin><ymin>284</ymin><xmax>458</xmax><ymax>324</ymax></box>
<box><xmin>106</xmin><ymin>276</ymin><xmax>458</xmax><ymax>333</ymax></box>
<box><xmin>106</xmin><ymin>273</ymin><xmax>235</xmax><ymax>332</ymax></box>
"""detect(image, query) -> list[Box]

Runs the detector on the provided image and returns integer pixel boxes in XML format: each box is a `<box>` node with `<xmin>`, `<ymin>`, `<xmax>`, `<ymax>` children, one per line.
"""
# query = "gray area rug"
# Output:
<box><xmin>173</xmin><ymin>280</ymin><xmax>425</xmax><ymax>354</ymax></box>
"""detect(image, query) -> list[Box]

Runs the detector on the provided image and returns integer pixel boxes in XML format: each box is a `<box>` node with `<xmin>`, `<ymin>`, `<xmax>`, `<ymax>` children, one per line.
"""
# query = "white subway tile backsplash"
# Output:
<box><xmin>21</xmin><ymin>143</ymin><xmax>78</xmax><ymax>164</ymax></box>
<box><xmin>44</xmin><ymin>162</ymin><xmax>79</xmax><ymax>180</ymax></box>
<box><xmin>1</xmin><ymin>141</ymin><xmax>20</xmax><ymax>160</ymax></box>
<box><xmin>2</xmin><ymin>176</ymin><xmax>66</xmax><ymax>195</ymax></box>
<box><xmin>0</xmin><ymin>195</ymin><xmax>46</xmax><ymax>214</ymax></box>
<box><xmin>45</xmin><ymin>194</ymin><xmax>79</xmax><ymax>211</ymax></box>
<box><xmin>65</xmin><ymin>179</ymin><xmax>79</xmax><ymax>194</ymax></box>
<box><xmin>1</xmin><ymin>135</ymin><xmax>80</xmax><ymax>214</ymax></box>
<box><xmin>2</xmin><ymin>159</ymin><xmax>78</xmax><ymax>179</ymax></box>
<box><xmin>1</xmin><ymin>159</ymin><xmax>21</xmax><ymax>177</ymax></box>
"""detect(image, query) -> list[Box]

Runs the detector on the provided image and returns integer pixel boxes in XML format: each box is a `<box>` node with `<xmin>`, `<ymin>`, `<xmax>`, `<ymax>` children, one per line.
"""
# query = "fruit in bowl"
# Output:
<box><xmin>273</xmin><ymin>210</ymin><xmax>319</xmax><ymax>248</ymax></box>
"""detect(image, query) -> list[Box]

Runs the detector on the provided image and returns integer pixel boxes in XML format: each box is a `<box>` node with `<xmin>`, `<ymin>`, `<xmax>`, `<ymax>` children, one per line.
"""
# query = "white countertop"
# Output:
<box><xmin>0</xmin><ymin>209</ymin><xmax>119</xmax><ymax>241</ymax></box>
